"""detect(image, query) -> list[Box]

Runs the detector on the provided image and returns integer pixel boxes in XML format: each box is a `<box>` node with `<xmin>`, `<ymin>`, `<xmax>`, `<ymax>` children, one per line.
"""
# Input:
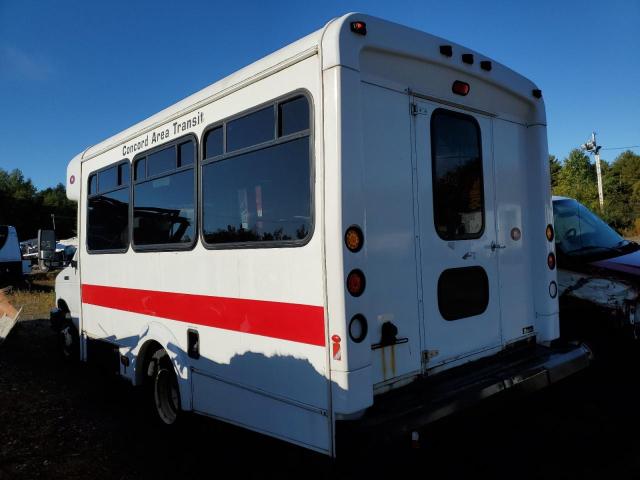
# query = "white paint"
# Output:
<box><xmin>56</xmin><ymin>13</ymin><xmax>559</xmax><ymax>456</ymax></box>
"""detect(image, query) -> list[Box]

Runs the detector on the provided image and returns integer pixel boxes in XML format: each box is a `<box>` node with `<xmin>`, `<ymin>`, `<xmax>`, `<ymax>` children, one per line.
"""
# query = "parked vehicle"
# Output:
<box><xmin>0</xmin><ymin>226</ymin><xmax>26</xmax><ymax>285</ymax></box>
<box><xmin>553</xmin><ymin>196</ymin><xmax>639</xmax><ymax>342</ymax></box>
<box><xmin>52</xmin><ymin>13</ymin><xmax>590</xmax><ymax>457</ymax></box>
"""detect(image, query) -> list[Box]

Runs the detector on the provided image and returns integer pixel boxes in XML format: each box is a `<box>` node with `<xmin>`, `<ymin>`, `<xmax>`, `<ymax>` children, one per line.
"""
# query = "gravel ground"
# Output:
<box><xmin>2</xmin><ymin>312</ymin><xmax>640</xmax><ymax>479</ymax></box>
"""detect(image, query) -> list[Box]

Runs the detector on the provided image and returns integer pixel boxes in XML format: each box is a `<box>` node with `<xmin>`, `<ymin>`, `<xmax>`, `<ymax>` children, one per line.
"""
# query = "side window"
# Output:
<box><xmin>431</xmin><ymin>109</ymin><xmax>484</xmax><ymax>240</ymax></box>
<box><xmin>87</xmin><ymin>161</ymin><xmax>130</xmax><ymax>252</ymax></box>
<box><xmin>202</xmin><ymin>94</ymin><xmax>312</xmax><ymax>247</ymax></box>
<box><xmin>133</xmin><ymin>137</ymin><xmax>196</xmax><ymax>249</ymax></box>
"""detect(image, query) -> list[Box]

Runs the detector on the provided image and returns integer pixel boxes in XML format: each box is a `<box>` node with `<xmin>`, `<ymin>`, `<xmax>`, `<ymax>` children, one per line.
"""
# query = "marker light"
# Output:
<box><xmin>452</xmin><ymin>81</ymin><xmax>470</xmax><ymax>96</ymax></box>
<box><xmin>345</xmin><ymin>226</ymin><xmax>364</xmax><ymax>253</ymax></box>
<box><xmin>462</xmin><ymin>53</ymin><xmax>474</xmax><ymax>65</ymax></box>
<box><xmin>346</xmin><ymin>269</ymin><xmax>366</xmax><ymax>297</ymax></box>
<box><xmin>480</xmin><ymin>60</ymin><xmax>492</xmax><ymax>71</ymax></box>
<box><xmin>440</xmin><ymin>45</ymin><xmax>453</xmax><ymax>57</ymax></box>
<box><xmin>546</xmin><ymin>224</ymin><xmax>555</xmax><ymax>242</ymax></box>
<box><xmin>349</xmin><ymin>314</ymin><xmax>368</xmax><ymax>343</ymax></box>
<box><xmin>350</xmin><ymin>21</ymin><xmax>367</xmax><ymax>35</ymax></box>
<box><xmin>547</xmin><ymin>252</ymin><xmax>556</xmax><ymax>270</ymax></box>
<box><xmin>532</xmin><ymin>89</ymin><xmax>542</xmax><ymax>99</ymax></box>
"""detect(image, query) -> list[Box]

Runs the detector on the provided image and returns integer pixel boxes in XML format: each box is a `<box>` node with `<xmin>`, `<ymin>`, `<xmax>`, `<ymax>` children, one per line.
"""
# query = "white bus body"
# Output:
<box><xmin>54</xmin><ymin>13</ymin><xmax>590</xmax><ymax>456</ymax></box>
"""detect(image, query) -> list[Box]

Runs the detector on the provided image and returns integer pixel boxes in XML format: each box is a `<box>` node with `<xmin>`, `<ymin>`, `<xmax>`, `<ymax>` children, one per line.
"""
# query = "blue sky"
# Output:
<box><xmin>1</xmin><ymin>0</ymin><xmax>638</xmax><ymax>189</ymax></box>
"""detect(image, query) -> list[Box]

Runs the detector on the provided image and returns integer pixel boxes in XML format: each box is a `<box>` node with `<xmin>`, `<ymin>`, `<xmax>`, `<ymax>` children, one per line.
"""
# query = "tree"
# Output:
<box><xmin>553</xmin><ymin>149</ymin><xmax>599</xmax><ymax>212</ymax></box>
<box><xmin>549</xmin><ymin>155</ymin><xmax>561</xmax><ymax>188</ymax></box>
<box><xmin>0</xmin><ymin>169</ymin><xmax>76</xmax><ymax>241</ymax></box>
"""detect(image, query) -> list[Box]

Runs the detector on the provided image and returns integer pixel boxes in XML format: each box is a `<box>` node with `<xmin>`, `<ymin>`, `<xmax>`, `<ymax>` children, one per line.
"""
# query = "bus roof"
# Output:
<box><xmin>73</xmin><ymin>12</ymin><xmax>542</xmax><ymax>165</ymax></box>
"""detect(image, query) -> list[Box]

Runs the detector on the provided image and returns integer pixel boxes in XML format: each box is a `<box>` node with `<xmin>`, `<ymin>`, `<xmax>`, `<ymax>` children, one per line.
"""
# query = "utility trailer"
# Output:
<box><xmin>52</xmin><ymin>13</ymin><xmax>590</xmax><ymax>456</ymax></box>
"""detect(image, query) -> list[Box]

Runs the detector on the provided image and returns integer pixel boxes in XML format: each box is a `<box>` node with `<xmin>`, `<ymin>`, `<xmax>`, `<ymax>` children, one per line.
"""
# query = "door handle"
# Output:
<box><xmin>488</xmin><ymin>241</ymin><xmax>506</xmax><ymax>252</ymax></box>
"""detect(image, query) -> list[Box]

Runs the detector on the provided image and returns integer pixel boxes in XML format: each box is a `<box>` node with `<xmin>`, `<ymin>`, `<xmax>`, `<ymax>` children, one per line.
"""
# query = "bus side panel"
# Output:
<box><xmin>79</xmin><ymin>56</ymin><xmax>334</xmax><ymax>454</ymax></box>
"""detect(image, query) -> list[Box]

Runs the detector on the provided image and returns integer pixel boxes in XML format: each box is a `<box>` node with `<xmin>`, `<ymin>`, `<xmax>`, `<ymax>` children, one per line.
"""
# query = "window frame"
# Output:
<box><xmin>86</xmin><ymin>159</ymin><xmax>131</xmax><ymax>255</ymax></box>
<box><xmin>199</xmin><ymin>90</ymin><xmax>315</xmax><ymax>250</ymax></box>
<box><xmin>131</xmin><ymin>133</ymin><xmax>199</xmax><ymax>253</ymax></box>
<box><xmin>430</xmin><ymin>108</ymin><xmax>486</xmax><ymax>241</ymax></box>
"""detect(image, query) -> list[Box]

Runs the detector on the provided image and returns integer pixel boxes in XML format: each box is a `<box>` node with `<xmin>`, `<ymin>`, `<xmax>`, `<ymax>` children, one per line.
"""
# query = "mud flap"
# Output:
<box><xmin>0</xmin><ymin>289</ymin><xmax>21</xmax><ymax>345</ymax></box>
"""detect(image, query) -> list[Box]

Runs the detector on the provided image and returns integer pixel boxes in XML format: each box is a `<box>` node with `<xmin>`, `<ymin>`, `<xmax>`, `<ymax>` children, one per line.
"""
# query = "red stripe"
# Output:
<box><xmin>81</xmin><ymin>284</ymin><xmax>326</xmax><ymax>347</ymax></box>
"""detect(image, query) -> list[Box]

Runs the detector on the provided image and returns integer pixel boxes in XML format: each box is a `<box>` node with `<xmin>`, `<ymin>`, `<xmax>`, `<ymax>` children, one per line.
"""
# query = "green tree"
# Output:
<box><xmin>553</xmin><ymin>149</ymin><xmax>599</xmax><ymax>212</ymax></box>
<box><xmin>549</xmin><ymin>154</ymin><xmax>561</xmax><ymax>188</ymax></box>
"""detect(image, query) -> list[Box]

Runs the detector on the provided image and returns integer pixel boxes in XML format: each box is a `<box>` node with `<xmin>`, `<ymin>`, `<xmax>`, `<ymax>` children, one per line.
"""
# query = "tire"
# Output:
<box><xmin>58</xmin><ymin>317</ymin><xmax>79</xmax><ymax>361</ymax></box>
<box><xmin>148</xmin><ymin>349</ymin><xmax>181</xmax><ymax>426</ymax></box>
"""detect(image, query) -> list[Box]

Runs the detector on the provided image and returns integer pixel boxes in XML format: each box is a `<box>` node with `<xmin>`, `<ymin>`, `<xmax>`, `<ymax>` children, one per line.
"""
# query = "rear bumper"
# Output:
<box><xmin>342</xmin><ymin>343</ymin><xmax>591</xmax><ymax>436</ymax></box>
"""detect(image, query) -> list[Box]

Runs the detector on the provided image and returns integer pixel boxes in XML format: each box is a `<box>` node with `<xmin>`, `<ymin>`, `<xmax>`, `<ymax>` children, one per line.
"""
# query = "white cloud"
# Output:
<box><xmin>0</xmin><ymin>45</ymin><xmax>53</xmax><ymax>81</ymax></box>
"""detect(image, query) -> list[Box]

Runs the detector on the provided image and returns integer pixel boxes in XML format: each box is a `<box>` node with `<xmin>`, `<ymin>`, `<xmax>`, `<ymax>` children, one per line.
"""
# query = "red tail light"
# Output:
<box><xmin>346</xmin><ymin>270</ymin><xmax>366</xmax><ymax>297</ymax></box>
<box><xmin>547</xmin><ymin>252</ymin><xmax>556</xmax><ymax>270</ymax></box>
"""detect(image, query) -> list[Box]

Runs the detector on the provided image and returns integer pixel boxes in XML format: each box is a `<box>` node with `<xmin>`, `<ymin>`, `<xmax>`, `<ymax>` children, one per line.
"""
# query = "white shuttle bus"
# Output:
<box><xmin>53</xmin><ymin>14</ymin><xmax>590</xmax><ymax>456</ymax></box>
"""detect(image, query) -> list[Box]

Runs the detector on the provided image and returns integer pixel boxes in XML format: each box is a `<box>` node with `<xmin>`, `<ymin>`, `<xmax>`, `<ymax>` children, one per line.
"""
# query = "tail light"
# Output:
<box><xmin>547</xmin><ymin>252</ymin><xmax>556</xmax><ymax>270</ymax></box>
<box><xmin>345</xmin><ymin>226</ymin><xmax>364</xmax><ymax>252</ymax></box>
<box><xmin>346</xmin><ymin>269</ymin><xmax>366</xmax><ymax>297</ymax></box>
<box><xmin>546</xmin><ymin>224</ymin><xmax>554</xmax><ymax>242</ymax></box>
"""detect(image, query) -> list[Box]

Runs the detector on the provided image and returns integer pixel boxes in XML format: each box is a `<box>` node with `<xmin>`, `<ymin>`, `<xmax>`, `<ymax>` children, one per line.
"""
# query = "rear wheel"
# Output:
<box><xmin>148</xmin><ymin>349</ymin><xmax>181</xmax><ymax>425</ymax></box>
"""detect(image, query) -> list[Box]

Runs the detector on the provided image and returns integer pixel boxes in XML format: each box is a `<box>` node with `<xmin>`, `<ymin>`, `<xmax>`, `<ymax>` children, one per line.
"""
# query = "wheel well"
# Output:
<box><xmin>57</xmin><ymin>299</ymin><xmax>70</xmax><ymax>313</ymax></box>
<box><xmin>136</xmin><ymin>340</ymin><xmax>164</xmax><ymax>386</ymax></box>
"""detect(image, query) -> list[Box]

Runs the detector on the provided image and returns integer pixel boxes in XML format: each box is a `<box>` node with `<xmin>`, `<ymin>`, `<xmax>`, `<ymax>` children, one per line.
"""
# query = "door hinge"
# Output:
<box><xmin>422</xmin><ymin>349</ymin><xmax>439</xmax><ymax>366</ymax></box>
<box><xmin>411</xmin><ymin>103</ymin><xmax>429</xmax><ymax>116</ymax></box>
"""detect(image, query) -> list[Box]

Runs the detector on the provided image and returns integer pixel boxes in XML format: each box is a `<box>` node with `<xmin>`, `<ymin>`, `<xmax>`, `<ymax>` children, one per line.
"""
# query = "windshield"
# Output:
<box><xmin>553</xmin><ymin>199</ymin><xmax>630</xmax><ymax>259</ymax></box>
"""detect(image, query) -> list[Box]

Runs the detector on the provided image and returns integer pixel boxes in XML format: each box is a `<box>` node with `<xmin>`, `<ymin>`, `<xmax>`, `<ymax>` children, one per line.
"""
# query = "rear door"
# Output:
<box><xmin>413</xmin><ymin>100</ymin><xmax>503</xmax><ymax>369</ymax></box>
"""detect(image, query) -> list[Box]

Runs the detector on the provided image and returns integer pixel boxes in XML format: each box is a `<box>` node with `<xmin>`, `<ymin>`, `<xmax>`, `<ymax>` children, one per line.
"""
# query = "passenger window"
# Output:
<box><xmin>278</xmin><ymin>95</ymin><xmax>309</xmax><ymax>137</ymax></box>
<box><xmin>87</xmin><ymin>161</ymin><xmax>130</xmax><ymax>252</ymax></box>
<box><xmin>431</xmin><ymin>109</ymin><xmax>484</xmax><ymax>240</ymax></box>
<box><xmin>202</xmin><ymin>138</ymin><xmax>311</xmax><ymax>245</ymax></box>
<box><xmin>201</xmin><ymin>95</ymin><xmax>312</xmax><ymax>247</ymax></box>
<box><xmin>438</xmin><ymin>266</ymin><xmax>489</xmax><ymax>320</ymax></box>
<box><xmin>226</xmin><ymin>106</ymin><xmax>274</xmax><ymax>152</ymax></box>
<box><xmin>133</xmin><ymin>139</ymin><xmax>196</xmax><ymax>248</ymax></box>
<box><xmin>148</xmin><ymin>146</ymin><xmax>176</xmax><ymax>177</ymax></box>
<box><xmin>204</xmin><ymin>126</ymin><xmax>223</xmax><ymax>158</ymax></box>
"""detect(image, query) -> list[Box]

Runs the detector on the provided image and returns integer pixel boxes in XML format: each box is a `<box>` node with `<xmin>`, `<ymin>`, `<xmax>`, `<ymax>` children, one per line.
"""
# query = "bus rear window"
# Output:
<box><xmin>431</xmin><ymin>109</ymin><xmax>485</xmax><ymax>240</ymax></box>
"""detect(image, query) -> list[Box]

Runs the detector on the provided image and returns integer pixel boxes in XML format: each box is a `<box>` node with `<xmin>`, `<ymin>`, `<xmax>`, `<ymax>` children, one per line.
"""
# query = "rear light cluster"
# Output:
<box><xmin>546</xmin><ymin>223</ymin><xmax>557</xmax><ymax>297</ymax></box>
<box><xmin>345</xmin><ymin>226</ymin><xmax>368</xmax><ymax>343</ymax></box>
<box><xmin>439</xmin><ymin>44</ymin><xmax>541</xmax><ymax>99</ymax></box>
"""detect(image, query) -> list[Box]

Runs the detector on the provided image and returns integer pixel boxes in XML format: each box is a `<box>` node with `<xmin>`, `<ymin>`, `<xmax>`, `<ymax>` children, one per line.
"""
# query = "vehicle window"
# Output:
<box><xmin>202</xmin><ymin>137</ymin><xmax>311</xmax><ymax>245</ymax></box>
<box><xmin>202</xmin><ymin>95</ymin><xmax>312</xmax><ymax>247</ymax></box>
<box><xmin>87</xmin><ymin>162</ymin><xmax>130</xmax><ymax>252</ymax></box>
<box><xmin>553</xmin><ymin>199</ymin><xmax>625</xmax><ymax>257</ymax></box>
<box><xmin>226</xmin><ymin>106</ymin><xmax>274</xmax><ymax>152</ymax></box>
<box><xmin>133</xmin><ymin>139</ymin><xmax>196</xmax><ymax>248</ymax></box>
<box><xmin>431</xmin><ymin>109</ymin><xmax>484</xmax><ymax>240</ymax></box>
<box><xmin>204</xmin><ymin>126</ymin><xmax>223</xmax><ymax>158</ymax></box>
<box><xmin>438</xmin><ymin>266</ymin><xmax>489</xmax><ymax>320</ymax></box>
<box><xmin>148</xmin><ymin>146</ymin><xmax>176</xmax><ymax>177</ymax></box>
<box><xmin>278</xmin><ymin>95</ymin><xmax>309</xmax><ymax>137</ymax></box>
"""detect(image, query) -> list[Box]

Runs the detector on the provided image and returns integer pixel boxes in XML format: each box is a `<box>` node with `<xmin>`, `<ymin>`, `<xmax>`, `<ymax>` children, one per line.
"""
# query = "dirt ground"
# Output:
<box><xmin>3</xmin><ymin>290</ymin><xmax>640</xmax><ymax>479</ymax></box>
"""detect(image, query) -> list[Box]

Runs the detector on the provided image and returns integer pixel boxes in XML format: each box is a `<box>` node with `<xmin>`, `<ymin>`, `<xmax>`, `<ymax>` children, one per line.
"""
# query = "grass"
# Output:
<box><xmin>4</xmin><ymin>280</ymin><xmax>55</xmax><ymax>321</ymax></box>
